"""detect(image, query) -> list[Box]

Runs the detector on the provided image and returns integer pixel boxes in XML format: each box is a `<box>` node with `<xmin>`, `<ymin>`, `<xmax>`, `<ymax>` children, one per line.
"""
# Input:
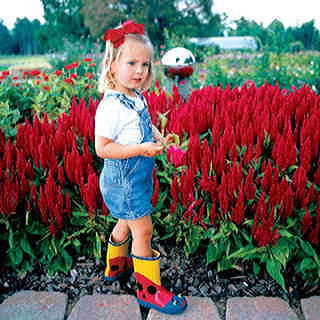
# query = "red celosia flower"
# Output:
<box><xmin>167</xmin><ymin>145</ymin><xmax>186</xmax><ymax>167</ymax></box>
<box><xmin>151</xmin><ymin>169</ymin><xmax>160</xmax><ymax>207</ymax></box>
<box><xmin>42</xmin><ymin>85</ymin><xmax>50</xmax><ymax>91</ymax></box>
<box><xmin>244</xmin><ymin>167</ymin><xmax>256</xmax><ymax>200</ymax></box>
<box><xmin>209</xmin><ymin>203</ymin><xmax>216</xmax><ymax>225</ymax></box>
<box><xmin>83</xmin><ymin>58</ymin><xmax>92</xmax><ymax>62</ymax></box>
<box><xmin>231</xmin><ymin>188</ymin><xmax>245</xmax><ymax>225</ymax></box>
<box><xmin>301</xmin><ymin>209</ymin><xmax>312</xmax><ymax>234</ymax></box>
<box><xmin>0</xmin><ymin>180</ymin><xmax>20</xmax><ymax>215</ymax></box>
<box><xmin>307</xmin><ymin>209</ymin><xmax>320</xmax><ymax>245</ymax></box>
<box><xmin>0</xmin><ymin>129</ymin><xmax>5</xmax><ymax>153</ymax></box>
<box><xmin>70</xmin><ymin>73</ymin><xmax>77</xmax><ymax>79</ymax></box>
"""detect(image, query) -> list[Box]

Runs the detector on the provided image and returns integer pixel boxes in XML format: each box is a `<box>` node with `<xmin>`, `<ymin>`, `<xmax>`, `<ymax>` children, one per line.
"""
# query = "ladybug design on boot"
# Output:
<box><xmin>132</xmin><ymin>249</ymin><xmax>187</xmax><ymax>314</ymax></box>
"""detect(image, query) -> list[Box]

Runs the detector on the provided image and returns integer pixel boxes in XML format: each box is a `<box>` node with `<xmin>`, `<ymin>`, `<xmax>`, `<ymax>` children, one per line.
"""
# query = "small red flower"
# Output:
<box><xmin>64</xmin><ymin>62</ymin><xmax>79</xmax><ymax>70</ymax></box>
<box><xmin>54</xmin><ymin>70</ymin><xmax>63</xmax><ymax>76</ymax></box>
<box><xmin>85</xmin><ymin>72</ymin><xmax>94</xmax><ymax>79</ymax></box>
<box><xmin>42</xmin><ymin>85</ymin><xmax>50</xmax><ymax>91</ymax></box>
<box><xmin>83</xmin><ymin>58</ymin><xmax>92</xmax><ymax>62</ymax></box>
<box><xmin>64</xmin><ymin>78</ymin><xmax>74</xmax><ymax>85</ymax></box>
<box><xmin>31</xmin><ymin>70</ymin><xmax>41</xmax><ymax>77</ymax></box>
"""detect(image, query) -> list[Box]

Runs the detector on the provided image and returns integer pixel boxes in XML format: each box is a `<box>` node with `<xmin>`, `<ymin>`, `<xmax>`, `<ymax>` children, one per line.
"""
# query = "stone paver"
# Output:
<box><xmin>1</xmin><ymin>291</ymin><xmax>319</xmax><ymax>320</ymax></box>
<box><xmin>226</xmin><ymin>296</ymin><xmax>299</xmax><ymax>320</ymax></box>
<box><xmin>0</xmin><ymin>290</ymin><xmax>67</xmax><ymax>320</ymax></box>
<box><xmin>67</xmin><ymin>294</ymin><xmax>141</xmax><ymax>320</ymax></box>
<box><xmin>301</xmin><ymin>296</ymin><xmax>320</xmax><ymax>320</ymax></box>
<box><xmin>147</xmin><ymin>296</ymin><xmax>222</xmax><ymax>320</ymax></box>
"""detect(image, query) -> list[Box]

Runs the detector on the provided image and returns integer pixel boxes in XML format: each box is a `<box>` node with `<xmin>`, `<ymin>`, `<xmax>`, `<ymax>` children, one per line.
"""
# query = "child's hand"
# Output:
<box><xmin>141</xmin><ymin>142</ymin><xmax>164</xmax><ymax>157</ymax></box>
<box><xmin>162</xmin><ymin>133</ymin><xmax>180</xmax><ymax>148</ymax></box>
<box><xmin>163</xmin><ymin>134</ymin><xmax>176</xmax><ymax>146</ymax></box>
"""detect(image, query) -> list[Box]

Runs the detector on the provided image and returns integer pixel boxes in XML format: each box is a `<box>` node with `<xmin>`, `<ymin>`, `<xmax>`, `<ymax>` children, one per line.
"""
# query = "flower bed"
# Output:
<box><xmin>0</xmin><ymin>73</ymin><xmax>319</xmax><ymax>289</ymax></box>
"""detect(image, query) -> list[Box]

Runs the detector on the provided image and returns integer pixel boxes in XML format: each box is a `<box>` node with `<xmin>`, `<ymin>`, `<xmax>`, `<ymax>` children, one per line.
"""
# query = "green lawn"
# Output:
<box><xmin>0</xmin><ymin>55</ymin><xmax>52</xmax><ymax>72</ymax></box>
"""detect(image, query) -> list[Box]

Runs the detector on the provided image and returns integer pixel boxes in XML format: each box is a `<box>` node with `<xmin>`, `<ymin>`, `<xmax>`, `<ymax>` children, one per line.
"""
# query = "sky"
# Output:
<box><xmin>0</xmin><ymin>0</ymin><xmax>319</xmax><ymax>30</ymax></box>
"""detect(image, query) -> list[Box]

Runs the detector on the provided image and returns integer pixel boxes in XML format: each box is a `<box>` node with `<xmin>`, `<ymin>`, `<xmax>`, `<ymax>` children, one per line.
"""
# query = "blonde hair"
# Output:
<box><xmin>98</xmin><ymin>33</ymin><xmax>154</xmax><ymax>93</ymax></box>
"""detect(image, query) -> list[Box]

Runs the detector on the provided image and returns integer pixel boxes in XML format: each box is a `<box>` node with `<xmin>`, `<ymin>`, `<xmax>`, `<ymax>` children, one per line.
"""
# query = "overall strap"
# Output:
<box><xmin>105</xmin><ymin>92</ymin><xmax>145</xmax><ymax>115</ymax></box>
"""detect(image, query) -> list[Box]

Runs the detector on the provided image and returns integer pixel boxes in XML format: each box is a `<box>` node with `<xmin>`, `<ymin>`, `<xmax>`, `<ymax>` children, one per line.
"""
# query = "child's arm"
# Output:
<box><xmin>95</xmin><ymin>135</ymin><xmax>163</xmax><ymax>159</ymax></box>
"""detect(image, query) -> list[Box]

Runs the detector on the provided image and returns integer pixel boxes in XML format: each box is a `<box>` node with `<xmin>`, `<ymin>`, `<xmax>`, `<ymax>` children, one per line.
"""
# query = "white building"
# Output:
<box><xmin>189</xmin><ymin>36</ymin><xmax>258</xmax><ymax>50</ymax></box>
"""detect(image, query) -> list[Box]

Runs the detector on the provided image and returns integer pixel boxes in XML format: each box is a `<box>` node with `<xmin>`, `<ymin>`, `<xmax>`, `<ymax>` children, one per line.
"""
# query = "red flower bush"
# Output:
<box><xmin>0</xmin><ymin>82</ymin><xmax>319</xmax><ymax>281</ymax></box>
<box><xmin>0</xmin><ymin>97</ymin><xmax>106</xmax><ymax>237</ymax></box>
<box><xmin>145</xmin><ymin>84</ymin><xmax>320</xmax><ymax>248</ymax></box>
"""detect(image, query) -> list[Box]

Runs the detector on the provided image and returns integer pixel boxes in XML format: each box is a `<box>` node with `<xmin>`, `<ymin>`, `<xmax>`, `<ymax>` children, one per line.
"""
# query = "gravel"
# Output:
<box><xmin>0</xmin><ymin>241</ymin><xmax>319</xmax><ymax>319</ymax></box>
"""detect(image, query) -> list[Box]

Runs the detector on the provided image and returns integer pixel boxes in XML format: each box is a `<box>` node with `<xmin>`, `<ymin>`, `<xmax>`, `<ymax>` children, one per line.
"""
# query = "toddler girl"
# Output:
<box><xmin>95</xmin><ymin>20</ymin><xmax>187</xmax><ymax>314</ymax></box>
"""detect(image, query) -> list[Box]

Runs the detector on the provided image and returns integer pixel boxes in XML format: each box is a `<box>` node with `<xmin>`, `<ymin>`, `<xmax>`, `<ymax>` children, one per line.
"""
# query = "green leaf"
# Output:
<box><xmin>253</xmin><ymin>261</ymin><xmax>261</xmax><ymax>275</ymax></box>
<box><xmin>20</xmin><ymin>236</ymin><xmax>35</xmax><ymax>258</ymax></box>
<box><xmin>94</xmin><ymin>232</ymin><xmax>102</xmax><ymax>260</ymax></box>
<box><xmin>9</xmin><ymin>247</ymin><xmax>23</xmax><ymax>266</ymax></box>
<box><xmin>60</xmin><ymin>248</ymin><xmax>73</xmax><ymax>273</ymax></box>
<box><xmin>228</xmin><ymin>245</ymin><xmax>262</xmax><ymax>259</ymax></box>
<box><xmin>206</xmin><ymin>243</ymin><xmax>218</xmax><ymax>265</ymax></box>
<box><xmin>266</xmin><ymin>259</ymin><xmax>286</xmax><ymax>290</ymax></box>
<box><xmin>217</xmin><ymin>259</ymin><xmax>234</xmax><ymax>272</ymax></box>
<box><xmin>72</xmin><ymin>239</ymin><xmax>81</xmax><ymax>248</ymax></box>
<box><xmin>299</xmin><ymin>239</ymin><xmax>317</xmax><ymax>258</ymax></box>
<box><xmin>299</xmin><ymin>258</ymin><xmax>316</xmax><ymax>272</ymax></box>
<box><xmin>278</xmin><ymin>229</ymin><xmax>294</xmax><ymax>238</ymax></box>
<box><xmin>270</xmin><ymin>242</ymin><xmax>289</xmax><ymax>267</ymax></box>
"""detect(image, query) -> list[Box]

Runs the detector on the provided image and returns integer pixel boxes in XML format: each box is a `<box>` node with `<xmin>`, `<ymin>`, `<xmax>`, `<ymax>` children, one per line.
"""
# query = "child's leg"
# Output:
<box><xmin>111</xmin><ymin>218</ymin><xmax>130</xmax><ymax>242</ymax></box>
<box><xmin>127</xmin><ymin>215</ymin><xmax>153</xmax><ymax>257</ymax></box>
<box><xmin>128</xmin><ymin>215</ymin><xmax>188</xmax><ymax>314</ymax></box>
<box><xmin>104</xmin><ymin>219</ymin><xmax>131</xmax><ymax>281</ymax></box>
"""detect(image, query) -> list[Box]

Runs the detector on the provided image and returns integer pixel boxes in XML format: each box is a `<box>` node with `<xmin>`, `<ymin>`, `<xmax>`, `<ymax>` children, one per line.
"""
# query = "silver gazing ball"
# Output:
<box><xmin>161</xmin><ymin>47</ymin><xmax>195</xmax><ymax>79</ymax></box>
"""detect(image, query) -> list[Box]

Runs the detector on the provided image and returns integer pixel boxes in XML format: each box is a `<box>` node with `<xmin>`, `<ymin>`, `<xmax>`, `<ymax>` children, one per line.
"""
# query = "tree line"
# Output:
<box><xmin>0</xmin><ymin>0</ymin><xmax>319</xmax><ymax>55</ymax></box>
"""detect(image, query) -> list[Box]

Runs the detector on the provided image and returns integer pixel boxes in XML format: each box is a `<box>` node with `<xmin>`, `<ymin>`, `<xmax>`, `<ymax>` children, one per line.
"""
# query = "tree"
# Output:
<box><xmin>266</xmin><ymin>19</ymin><xmax>287</xmax><ymax>52</ymax></box>
<box><xmin>291</xmin><ymin>20</ymin><xmax>320</xmax><ymax>50</ymax></box>
<box><xmin>0</xmin><ymin>20</ymin><xmax>13</xmax><ymax>54</ymax></box>
<box><xmin>81</xmin><ymin>0</ymin><xmax>224</xmax><ymax>48</ymax></box>
<box><xmin>11</xmin><ymin>18</ymin><xmax>43</xmax><ymax>55</ymax></box>
<box><xmin>41</xmin><ymin>0</ymin><xmax>90</xmax><ymax>49</ymax></box>
<box><xmin>230</xmin><ymin>17</ymin><xmax>268</xmax><ymax>47</ymax></box>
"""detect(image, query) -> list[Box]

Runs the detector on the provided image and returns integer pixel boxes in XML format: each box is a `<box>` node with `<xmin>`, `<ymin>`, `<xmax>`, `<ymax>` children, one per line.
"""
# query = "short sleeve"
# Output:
<box><xmin>95</xmin><ymin>97</ymin><xmax>122</xmax><ymax>139</ymax></box>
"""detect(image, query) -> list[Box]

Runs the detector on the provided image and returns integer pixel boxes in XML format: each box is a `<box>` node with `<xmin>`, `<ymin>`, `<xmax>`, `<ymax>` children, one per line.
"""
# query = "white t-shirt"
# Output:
<box><xmin>95</xmin><ymin>90</ymin><xmax>145</xmax><ymax>144</ymax></box>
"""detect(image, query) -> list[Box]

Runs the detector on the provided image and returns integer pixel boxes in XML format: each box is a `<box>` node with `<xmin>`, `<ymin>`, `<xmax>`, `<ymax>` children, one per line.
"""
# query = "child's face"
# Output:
<box><xmin>111</xmin><ymin>38</ymin><xmax>151</xmax><ymax>96</ymax></box>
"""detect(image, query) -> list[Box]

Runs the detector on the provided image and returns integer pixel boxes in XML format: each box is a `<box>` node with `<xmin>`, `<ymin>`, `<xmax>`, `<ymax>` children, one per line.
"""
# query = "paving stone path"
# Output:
<box><xmin>0</xmin><ymin>291</ymin><xmax>319</xmax><ymax>320</ymax></box>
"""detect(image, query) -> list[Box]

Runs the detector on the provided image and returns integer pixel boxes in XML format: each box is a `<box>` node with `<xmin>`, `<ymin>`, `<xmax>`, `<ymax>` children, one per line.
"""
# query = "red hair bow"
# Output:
<box><xmin>104</xmin><ymin>20</ymin><xmax>145</xmax><ymax>48</ymax></box>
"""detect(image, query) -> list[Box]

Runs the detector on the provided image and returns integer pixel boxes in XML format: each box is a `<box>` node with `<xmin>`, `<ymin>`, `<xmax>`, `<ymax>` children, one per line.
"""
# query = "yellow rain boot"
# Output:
<box><xmin>104</xmin><ymin>236</ymin><xmax>133</xmax><ymax>281</ymax></box>
<box><xmin>132</xmin><ymin>249</ymin><xmax>187</xmax><ymax>314</ymax></box>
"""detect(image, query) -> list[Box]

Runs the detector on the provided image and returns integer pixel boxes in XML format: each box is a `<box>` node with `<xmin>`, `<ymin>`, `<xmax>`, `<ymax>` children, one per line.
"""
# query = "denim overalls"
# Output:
<box><xmin>99</xmin><ymin>92</ymin><xmax>155</xmax><ymax>220</ymax></box>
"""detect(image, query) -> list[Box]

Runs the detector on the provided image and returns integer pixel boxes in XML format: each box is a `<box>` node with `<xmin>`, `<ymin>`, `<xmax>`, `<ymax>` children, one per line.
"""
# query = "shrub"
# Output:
<box><xmin>0</xmin><ymin>58</ymin><xmax>319</xmax><ymax>290</ymax></box>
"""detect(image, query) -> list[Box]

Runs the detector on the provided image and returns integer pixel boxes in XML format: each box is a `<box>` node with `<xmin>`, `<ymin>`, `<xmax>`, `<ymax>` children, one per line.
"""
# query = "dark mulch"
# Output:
<box><xmin>0</xmin><ymin>241</ymin><xmax>319</xmax><ymax>319</ymax></box>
